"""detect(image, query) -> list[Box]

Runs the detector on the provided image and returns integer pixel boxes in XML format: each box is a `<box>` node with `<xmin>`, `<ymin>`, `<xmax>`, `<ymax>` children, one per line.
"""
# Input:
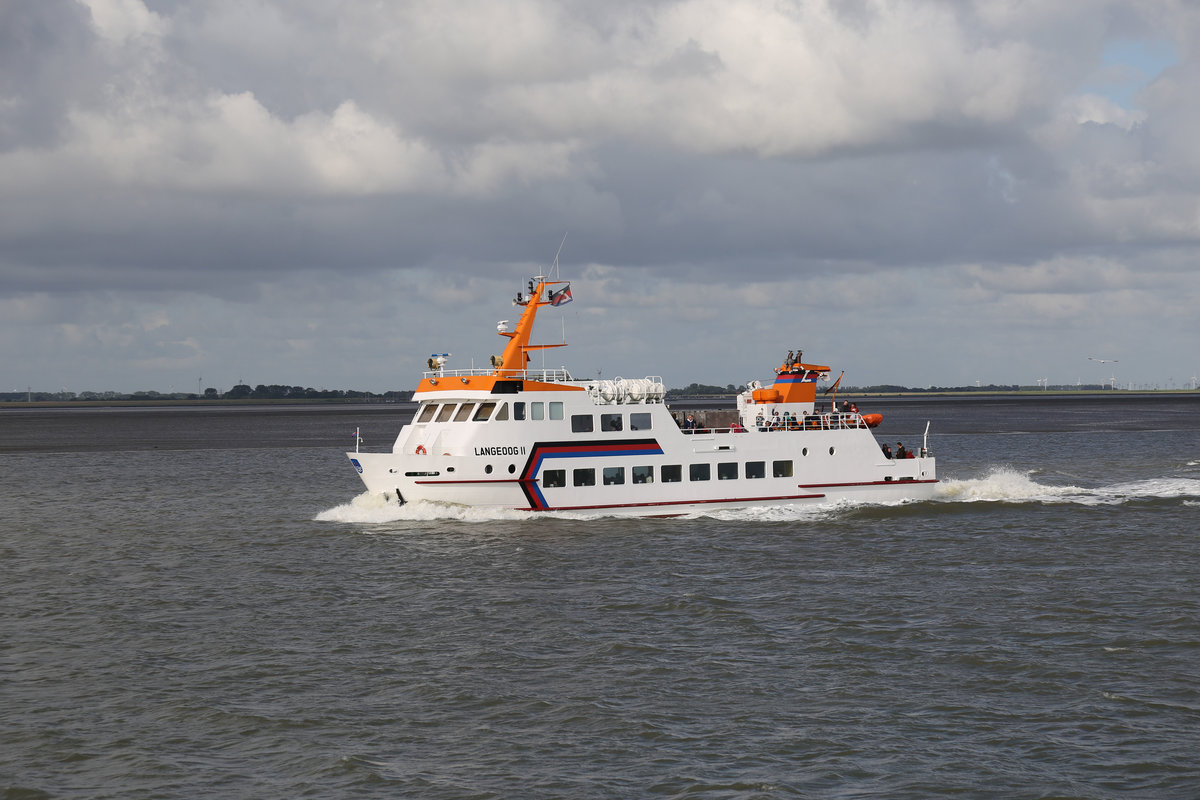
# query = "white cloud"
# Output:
<box><xmin>78</xmin><ymin>0</ymin><xmax>166</xmax><ymax>44</ymax></box>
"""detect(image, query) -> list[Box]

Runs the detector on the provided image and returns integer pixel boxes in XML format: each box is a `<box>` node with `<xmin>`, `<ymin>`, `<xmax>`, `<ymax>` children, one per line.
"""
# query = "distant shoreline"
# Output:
<box><xmin>3</xmin><ymin>390</ymin><xmax>1196</xmax><ymax>411</ymax></box>
<box><xmin>0</xmin><ymin>398</ymin><xmax>408</xmax><ymax>410</ymax></box>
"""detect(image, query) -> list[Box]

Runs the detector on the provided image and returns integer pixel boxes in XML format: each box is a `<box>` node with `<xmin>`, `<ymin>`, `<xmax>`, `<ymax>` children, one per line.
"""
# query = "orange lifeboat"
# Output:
<box><xmin>861</xmin><ymin>414</ymin><xmax>883</xmax><ymax>428</ymax></box>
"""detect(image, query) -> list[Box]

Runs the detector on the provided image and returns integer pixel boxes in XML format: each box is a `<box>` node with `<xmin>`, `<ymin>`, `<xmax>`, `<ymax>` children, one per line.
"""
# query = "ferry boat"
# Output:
<box><xmin>347</xmin><ymin>274</ymin><xmax>937</xmax><ymax>516</ymax></box>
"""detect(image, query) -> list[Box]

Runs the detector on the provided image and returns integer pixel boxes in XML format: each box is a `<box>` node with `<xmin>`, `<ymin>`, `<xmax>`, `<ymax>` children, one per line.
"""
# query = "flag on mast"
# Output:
<box><xmin>549</xmin><ymin>284</ymin><xmax>573</xmax><ymax>306</ymax></box>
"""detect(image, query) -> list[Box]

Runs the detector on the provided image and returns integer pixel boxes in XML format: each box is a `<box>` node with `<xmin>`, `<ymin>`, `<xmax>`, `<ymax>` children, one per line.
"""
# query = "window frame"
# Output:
<box><xmin>631</xmin><ymin>465</ymin><xmax>654</xmax><ymax>484</ymax></box>
<box><xmin>602</xmin><ymin>466</ymin><xmax>626</xmax><ymax>486</ymax></box>
<box><xmin>600</xmin><ymin>413</ymin><xmax>623</xmax><ymax>432</ymax></box>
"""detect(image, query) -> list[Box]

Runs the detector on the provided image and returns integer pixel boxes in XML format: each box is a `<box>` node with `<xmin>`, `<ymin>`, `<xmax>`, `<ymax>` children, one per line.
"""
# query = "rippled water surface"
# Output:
<box><xmin>3</xmin><ymin>397</ymin><xmax>1199</xmax><ymax>798</ymax></box>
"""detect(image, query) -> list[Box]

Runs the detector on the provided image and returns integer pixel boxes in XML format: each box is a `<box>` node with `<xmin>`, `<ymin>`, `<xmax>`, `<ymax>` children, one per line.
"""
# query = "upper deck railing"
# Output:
<box><xmin>680</xmin><ymin>411</ymin><xmax>873</xmax><ymax>434</ymax></box>
<box><xmin>423</xmin><ymin>367</ymin><xmax>576</xmax><ymax>382</ymax></box>
<box><xmin>421</xmin><ymin>369</ymin><xmax>668</xmax><ymax>404</ymax></box>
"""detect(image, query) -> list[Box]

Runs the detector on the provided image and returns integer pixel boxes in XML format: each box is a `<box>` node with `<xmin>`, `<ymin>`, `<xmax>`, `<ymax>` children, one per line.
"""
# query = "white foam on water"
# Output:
<box><xmin>934</xmin><ymin>468</ymin><xmax>1081</xmax><ymax>503</ymax></box>
<box><xmin>317</xmin><ymin>473</ymin><xmax>1200</xmax><ymax>523</ymax></box>
<box><xmin>934</xmin><ymin>468</ymin><xmax>1200</xmax><ymax>506</ymax></box>
<box><xmin>684</xmin><ymin>494</ymin><xmax>902</xmax><ymax>522</ymax></box>
<box><xmin>315</xmin><ymin>492</ymin><xmax>610</xmax><ymax>524</ymax></box>
<box><xmin>1093</xmin><ymin>477</ymin><xmax>1200</xmax><ymax>504</ymax></box>
<box><xmin>315</xmin><ymin>493</ymin><xmax>537</xmax><ymax>523</ymax></box>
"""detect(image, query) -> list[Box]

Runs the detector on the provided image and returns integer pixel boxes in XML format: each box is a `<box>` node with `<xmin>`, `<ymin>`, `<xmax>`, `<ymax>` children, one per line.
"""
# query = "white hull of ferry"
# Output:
<box><xmin>349</xmin><ymin>397</ymin><xmax>935</xmax><ymax>517</ymax></box>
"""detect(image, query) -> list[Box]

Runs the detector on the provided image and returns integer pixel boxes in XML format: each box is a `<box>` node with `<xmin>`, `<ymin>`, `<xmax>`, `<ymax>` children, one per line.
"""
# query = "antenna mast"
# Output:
<box><xmin>551</xmin><ymin>232</ymin><xmax>567</xmax><ymax>280</ymax></box>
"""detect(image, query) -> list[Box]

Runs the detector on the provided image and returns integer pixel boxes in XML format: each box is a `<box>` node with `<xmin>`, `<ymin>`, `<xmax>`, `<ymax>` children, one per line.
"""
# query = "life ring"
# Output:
<box><xmin>415</xmin><ymin>445</ymin><xmax>427</xmax><ymax>455</ymax></box>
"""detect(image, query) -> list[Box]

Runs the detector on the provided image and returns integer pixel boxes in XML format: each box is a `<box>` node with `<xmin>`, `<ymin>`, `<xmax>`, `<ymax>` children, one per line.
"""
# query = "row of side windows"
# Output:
<box><xmin>570</xmin><ymin>412</ymin><xmax>652</xmax><ymax>432</ymax></box>
<box><xmin>542</xmin><ymin>460</ymin><xmax>794</xmax><ymax>488</ymax></box>
<box><xmin>415</xmin><ymin>400</ymin><xmax>567</xmax><ymax>424</ymax></box>
<box><xmin>416</xmin><ymin>402</ymin><xmax>654</xmax><ymax>433</ymax></box>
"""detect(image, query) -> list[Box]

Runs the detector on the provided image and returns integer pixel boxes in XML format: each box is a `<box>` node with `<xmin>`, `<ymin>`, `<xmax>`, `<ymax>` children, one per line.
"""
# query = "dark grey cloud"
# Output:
<box><xmin>0</xmin><ymin>1</ymin><xmax>95</xmax><ymax>148</ymax></box>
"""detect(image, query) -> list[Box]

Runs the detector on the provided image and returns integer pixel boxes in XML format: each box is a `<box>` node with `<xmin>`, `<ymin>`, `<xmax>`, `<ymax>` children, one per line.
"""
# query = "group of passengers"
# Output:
<box><xmin>682</xmin><ymin>414</ymin><xmax>747</xmax><ymax>434</ymax></box>
<box><xmin>754</xmin><ymin>409</ymin><xmax>811</xmax><ymax>431</ymax></box>
<box><xmin>881</xmin><ymin>441</ymin><xmax>916</xmax><ymax>460</ymax></box>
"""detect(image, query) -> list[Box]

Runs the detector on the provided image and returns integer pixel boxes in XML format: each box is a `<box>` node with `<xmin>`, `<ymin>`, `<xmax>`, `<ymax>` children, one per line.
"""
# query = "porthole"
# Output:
<box><xmin>508</xmin><ymin>464</ymin><xmax>516</xmax><ymax>474</ymax></box>
<box><xmin>485</xmin><ymin>464</ymin><xmax>493</xmax><ymax>474</ymax></box>
<box><xmin>802</xmin><ymin>447</ymin><xmax>808</xmax><ymax>456</ymax></box>
<box><xmin>829</xmin><ymin>447</ymin><xmax>836</xmax><ymax>455</ymax></box>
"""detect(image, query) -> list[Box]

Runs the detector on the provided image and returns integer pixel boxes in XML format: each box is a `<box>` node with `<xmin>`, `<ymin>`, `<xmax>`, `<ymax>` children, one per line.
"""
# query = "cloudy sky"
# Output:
<box><xmin>3</xmin><ymin>0</ymin><xmax>1198</xmax><ymax>394</ymax></box>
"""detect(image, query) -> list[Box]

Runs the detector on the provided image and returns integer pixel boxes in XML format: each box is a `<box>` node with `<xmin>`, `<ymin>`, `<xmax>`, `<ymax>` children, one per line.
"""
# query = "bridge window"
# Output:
<box><xmin>435</xmin><ymin>404</ymin><xmax>457</xmax><ymax>422</ymax></box>
<box><xmin>531</xmin><ymin>402</ymin><xmax>544</xmax><ymax>420</ymax></box>
<box><xmin>495</xmin><ymin>403</ymin><xmax>509</xmax><ymax>421</ymax></box>
<box><xmin>453</xmin><ymin>403</ymin><xmax>475</xmax><ymax>422</ymax></box>
<box><xmin>513</xmin><ymin>402</ymin><xmax>526</xmax><ymax>421</ymax></box>
<box><xmin>416</xmin><ymin>404</ymin><xmax>439</xmax><ymax>423</ymax></box>
<box><xmin>473</xmin><ymin>402</ymin><xmax>496</xmax><ymax>421</ymax></box>
<box><xmin>549</xmin><ymin>401</ymin><xmax>564</xmax><ymax>420</ymax></box>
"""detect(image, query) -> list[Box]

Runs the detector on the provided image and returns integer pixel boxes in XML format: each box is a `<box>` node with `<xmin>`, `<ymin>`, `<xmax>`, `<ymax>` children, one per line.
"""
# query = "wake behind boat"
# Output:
<box><xmin>347</xmin><ymin>274</ymin><xmax>937</xmax><ymax>516</ymax></box>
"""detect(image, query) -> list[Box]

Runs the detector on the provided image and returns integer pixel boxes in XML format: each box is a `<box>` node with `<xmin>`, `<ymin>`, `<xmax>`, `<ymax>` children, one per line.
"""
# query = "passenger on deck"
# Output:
<box><xmin>755</xmin><ymin>411</ymin><xmax>765</xmax><ymax>430</ymax></box>
<box><xmin>881</xmin><ymin>442</ymin><xmax>892</xmax><ymax>459</ymax></box>
<box><xmin>730</xmin><ymin>420</ymin><xmax>745</xmax><ymax>432</ymax></box>
<box><xmin>682</xmin><ymin>414</ymin><xmax>697</xmax><ymax>432</ymax></box>
<box><xmin>895</xmin><ymin>442</ymin><xmax>907</xmax><ymax>459</ymax></box>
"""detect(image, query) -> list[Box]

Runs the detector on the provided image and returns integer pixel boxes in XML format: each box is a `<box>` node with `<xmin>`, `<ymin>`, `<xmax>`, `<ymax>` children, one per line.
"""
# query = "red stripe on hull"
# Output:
<box><xmin>798</xmin><ymin>479</ymin><xmax>939</xmax><ymax>489</ymax></box>
<box><xmin>518</xmin><ymin>492</ymin><xmax>827</xmax><ymax>512</ymax></box>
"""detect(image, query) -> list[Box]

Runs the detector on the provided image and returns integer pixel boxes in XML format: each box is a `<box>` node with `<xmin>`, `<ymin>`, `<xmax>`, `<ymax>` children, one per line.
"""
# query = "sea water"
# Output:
<box><xmin>2</xmin><ymin>397</ymin><xmax>1198</xmax><ymax>798</ymax></box>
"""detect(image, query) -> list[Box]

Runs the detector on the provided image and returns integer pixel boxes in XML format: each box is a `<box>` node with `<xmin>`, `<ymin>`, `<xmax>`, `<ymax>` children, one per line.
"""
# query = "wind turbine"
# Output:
<box><xmin>1088</xmin><ymin>357</ymin><xmax>1118</xmax><ymax>390</ymax></box>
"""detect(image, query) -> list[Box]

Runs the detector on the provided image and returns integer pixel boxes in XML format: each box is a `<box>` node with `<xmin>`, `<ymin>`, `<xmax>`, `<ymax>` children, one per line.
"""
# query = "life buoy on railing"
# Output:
<box><xmin>415</xmin><ymin>445</ymin><xmax>427</xmax><ymax>455</ymax></box>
